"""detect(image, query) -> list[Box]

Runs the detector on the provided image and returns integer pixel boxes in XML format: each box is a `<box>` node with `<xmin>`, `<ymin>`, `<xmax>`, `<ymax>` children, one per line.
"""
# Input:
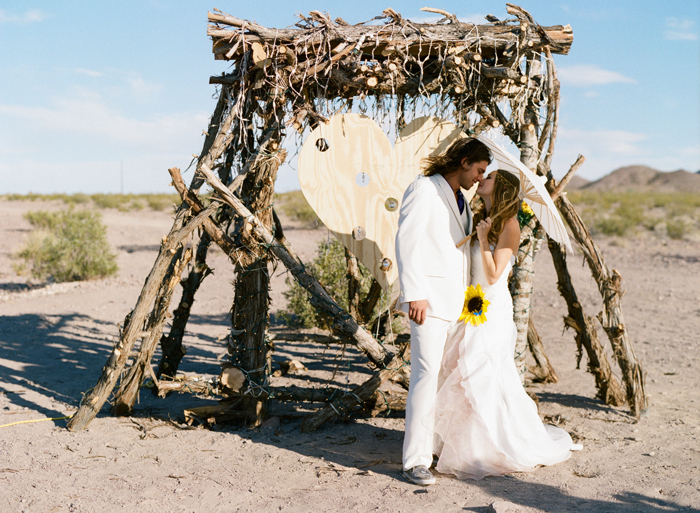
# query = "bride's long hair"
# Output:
<box><xmin>471</xmin><ymin>170</ymin><xmax>521</xmax><ymax>246</ymax></box>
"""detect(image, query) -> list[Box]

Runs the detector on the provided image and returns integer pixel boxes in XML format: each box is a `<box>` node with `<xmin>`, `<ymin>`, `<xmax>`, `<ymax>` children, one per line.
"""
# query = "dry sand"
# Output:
<box><xmin>1</xmin><ymin>199</ymin><xmax>699</xmax><ymax>512</ymax></box>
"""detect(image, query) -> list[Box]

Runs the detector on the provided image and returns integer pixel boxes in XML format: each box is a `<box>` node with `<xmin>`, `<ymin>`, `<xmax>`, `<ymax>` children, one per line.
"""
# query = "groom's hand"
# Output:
<box><xmin>408</xmin><ymin>300</ymin><xmax>428</xmax><ymax>325</ymax></box>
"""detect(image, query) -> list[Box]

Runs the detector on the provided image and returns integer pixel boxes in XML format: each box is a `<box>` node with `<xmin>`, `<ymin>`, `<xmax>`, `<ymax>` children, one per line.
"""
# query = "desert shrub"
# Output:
<box><xmin>276</xmin><ymin>191</ymin><xmax>321</xmax><ymax>227</ymax></box>
<box><xmin>91</xmin><ymin>193</ymin><xmax>131</xmax><ymax>210</ymax></box>
<box><xmin>145</xmin><ymin>193</ymin><xmax>181</xmax><ymax>211</ymax></box>
<box><xmin>666</xmin><ymin>217</ymin><xmax>689</xmax><ymax>240</ymax></box>
<box><xmin>594</xmin><ymin>215</ymin><xmax>635</xmax><ymax>237</ymax></box>
<box><xmin>63</xmin><ymin>193</ymin><xmax>91</xmax><ymax>205</ymax></box>
<box><xmin>16</xmin><ymin>209</ymin><xmax>118</xmax><ymax>282</ymax></box>
<box><xmin>282</xmin><ymin>239</ymin><xmax>375</xmax><ymax>328</ymax></box>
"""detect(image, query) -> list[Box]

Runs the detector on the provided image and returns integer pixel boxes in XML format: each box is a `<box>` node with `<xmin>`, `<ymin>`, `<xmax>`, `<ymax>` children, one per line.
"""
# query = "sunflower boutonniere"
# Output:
<box><xmin>459</xmin><ymin>284</ymin><xmax>490</xmax><ymax>326</ymax></box>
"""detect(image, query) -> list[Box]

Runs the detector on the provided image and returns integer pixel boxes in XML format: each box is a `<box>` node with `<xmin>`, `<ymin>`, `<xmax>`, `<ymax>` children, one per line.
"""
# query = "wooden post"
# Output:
<box><xmin>68</xmin><ymin>91</ymin><xmax>240</xmax><ymax>431</ymax></box>
<box><xmin>67</xmin><ymin>206</ymin><xmax>216</xmax><ymax>431</ymax></box>
<box><xmin>547</xmin><ymin>237</ymin><xmax>625</xmax><ymax>405</ymax></box>
<box><xmin>346</xmin><ymin>249</ymin><xmax>362</xmax><ymax>320</ymax></box>
<box><xmin>555</xmin><ymin>194</ymin><xmax>647</xmax><ymax>416</ymax></box>
<box><xmin>229</xmin><ymin>140</ymin><xmax>285</xmax><ymax>427</ymax></box>
<box><xmin>510</xmin><ymin>53</ymin><xmax>543</xmax><ymax>381</ymax></box>
<box><xmin>527</xmin><ymin>317</ymin><xmax>559</xmax><ymax>383</ymax></box>
<box><xmin>112</xmin><ymin>244</ymin><xmax>194</xmax><ymax>414</ymax></box>
<box><xmin>157</xmin><ymin>232</ymin><xmax>212</xmax><ymax>379</ymax></box>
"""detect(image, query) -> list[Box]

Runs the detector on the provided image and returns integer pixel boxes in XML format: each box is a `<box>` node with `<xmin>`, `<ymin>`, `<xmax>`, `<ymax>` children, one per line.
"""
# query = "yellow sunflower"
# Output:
<box><xmin>459</xmin><ymin>284</ymin><xmax>490</xmax><ymax>326</ymax></box>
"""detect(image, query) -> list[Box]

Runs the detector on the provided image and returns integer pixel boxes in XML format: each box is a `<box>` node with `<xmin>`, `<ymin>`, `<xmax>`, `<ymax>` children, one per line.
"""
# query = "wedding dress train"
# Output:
<box><xmin>432</xmin><ymin>242</ymin><xmax>575</xmax><ymax>480</ymax></box>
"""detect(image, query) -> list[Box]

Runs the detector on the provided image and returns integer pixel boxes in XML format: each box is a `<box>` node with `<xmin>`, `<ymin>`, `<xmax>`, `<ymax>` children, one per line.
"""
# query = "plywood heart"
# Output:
<box><xmin>298</xmin><ymin>114</ymin><xmax>466</xmax><ymax>291</ymax></box>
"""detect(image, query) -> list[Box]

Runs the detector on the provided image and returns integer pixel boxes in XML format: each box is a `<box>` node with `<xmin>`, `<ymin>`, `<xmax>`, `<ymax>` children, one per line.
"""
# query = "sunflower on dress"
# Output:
<box><xmin>459</xmin><ymin>284</ymin><xmax>490</xmax><ymax>326</ymax></box>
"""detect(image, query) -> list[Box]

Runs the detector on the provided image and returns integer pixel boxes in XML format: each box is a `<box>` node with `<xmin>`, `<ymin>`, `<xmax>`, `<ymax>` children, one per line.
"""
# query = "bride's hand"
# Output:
<box><xmin>476</xmin><ymin>217</ymin><xmax>492</xmax><ymax>243</ymax></box>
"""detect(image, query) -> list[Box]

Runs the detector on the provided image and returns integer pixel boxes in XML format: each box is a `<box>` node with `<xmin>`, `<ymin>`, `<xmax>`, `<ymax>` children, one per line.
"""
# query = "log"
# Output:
<box><xmin>547</xmin><ymin>237</ymin><xmax>625</xmax><ymax>405</ymax></box>
<box><xmin>229</xmin><ymin>136</ymin><xmax>284</xmax><ymax>427</ymax></box>
<box><xmin>526</xmin><ymin>317</ymin><xmax>559</xmax><ymax>383</ymax></box>
<box><xmin>510</xmin><ymin>91</ymin><xmax>543</xmax><ymax>380</ymax></box>
<box><xmin>112</xmin><ymin>244</ymin><xmax>194</xmax><ymax>415</ymax></box>
<box><xmin>196</xmin><ymin>164</ymin><xmax>394</xmax><ymax>370</ymax></box>
<box><xmin>156</xmin><ymin>231</ymin><xmax>212</xmax><ymax>380</ymax></box>
<box><xmin>481</xmin><ymin>66</ymin><xmax>526</xmax><ymax>82</ymax></box>
<box><xmin>208</xmin><ymin>11</ymin><xmax>574</xmax><ymax>56</ymax></box>
<box><xmin>346</xmin><ymin>249</ymin><xmax>362</xmax><ymax>320</ymax></box>
<box><xmin>156</xmin><ymin>376</ymin><xmax>218</xmax><ymax>397</ymax></box>
<box><xmin>555</xmin><ymin>194</ymin><xmax>647</xmax><ymax>417</ymax></box>
<box><xmin>301</xmin><ymin>345</ymin><xmax>410</xmax><ymax>432</ymax></box>
<box><xmin>67</xmin><ymin>206</ymin><xmax>216</xmax><ymax>431</ymax></box>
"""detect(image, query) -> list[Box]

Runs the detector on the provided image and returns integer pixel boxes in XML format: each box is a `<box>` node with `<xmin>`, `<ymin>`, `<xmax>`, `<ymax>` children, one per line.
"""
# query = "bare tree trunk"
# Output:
<box><xmin>509</xmin><ymin>222</ymin><xmax>545</xmax><ymax>382</ymax></box>
<box><xmin>346</xmin><ymin>249</ymin><xmax>361</xmax><ymax>320</ymax></box>
<box><xmin>301</xmin><ymin>346</ymin><xmax>410</xmax><ymax>432</ymax></box>
<box><xmin>555</xmin><ymin>195</ymin><xmax>647</xmax><ymax>416</ymax></box>
<box><xmin>157</xmin><ymin>232</ymin><xmax>212</xmax><ymax>379</ymax></box>
<box><xmin>547</xmin><ymin>237</ymin><xmax>625</xmax><ymax>405</ymax></box>
<box><xmin>229</xmin><ymin>144</ymin><xmax>285</xmax><ymax>427</ymax></box>
<box><xmin>510</xmin><ymin>58</ymin><xmax>543</xmax><ymax>381</ymax></box>
<box><xmin>112</xmin><ymin>245</ymin><xmax>194</xmax><ymax>414</ymax></box>
<box><xmin>67</xmin><ymin>206</ymin><xmax>215</xmax><ymax>431</ymax></box>
<box><xmin>527</xmin><ymin>317</ymin><xmax>559</xmax><ymax>383</ymax></box>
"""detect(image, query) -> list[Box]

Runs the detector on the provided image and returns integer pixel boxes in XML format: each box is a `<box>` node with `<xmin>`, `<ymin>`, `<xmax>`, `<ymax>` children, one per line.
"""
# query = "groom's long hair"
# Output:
<box><xmin>471</xmin><ymin>170</ymin><xmax>521</xmax><ymax>246</ymax></box>
<box><xmin>422</xmin><ymin>138</ymin><xmax>491</xmax><ymax>177</ymax></box>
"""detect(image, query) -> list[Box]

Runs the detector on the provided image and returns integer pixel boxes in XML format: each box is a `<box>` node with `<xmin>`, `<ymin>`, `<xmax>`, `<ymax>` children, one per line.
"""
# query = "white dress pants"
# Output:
<box><xmin>403</xmin><ymin>316</ymin><xmax>461</xmax><ymax>470</ymax></box>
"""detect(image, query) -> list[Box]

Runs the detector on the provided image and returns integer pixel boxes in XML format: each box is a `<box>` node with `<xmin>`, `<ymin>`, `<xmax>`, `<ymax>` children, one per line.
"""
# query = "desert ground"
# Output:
<box><xmin>1</xmin><ymin>197</ymin><xmax>699</xmax><ymax>513</ymax></box>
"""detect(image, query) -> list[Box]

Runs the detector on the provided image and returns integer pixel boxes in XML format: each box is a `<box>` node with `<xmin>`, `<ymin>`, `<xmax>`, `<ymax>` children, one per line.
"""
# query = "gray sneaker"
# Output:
<box><xmin>403</xmin><ymin>465</ymin><xmax>436</xmax><ymax>485</ymax></box>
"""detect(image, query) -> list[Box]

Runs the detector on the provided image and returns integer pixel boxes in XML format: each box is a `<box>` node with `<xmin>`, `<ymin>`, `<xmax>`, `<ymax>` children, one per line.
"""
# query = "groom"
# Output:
<box><xmin>395</xmin><ymin>138</ymin><xmax>491</xmax><ymax>485</ymax></box>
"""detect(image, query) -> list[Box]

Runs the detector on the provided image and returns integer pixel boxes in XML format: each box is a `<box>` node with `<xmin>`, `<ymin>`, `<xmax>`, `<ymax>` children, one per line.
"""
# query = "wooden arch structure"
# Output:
<box><xmin>67</xmin><ymin>4</ymin><xmax>646</xmax><ymax>432</ymax></box>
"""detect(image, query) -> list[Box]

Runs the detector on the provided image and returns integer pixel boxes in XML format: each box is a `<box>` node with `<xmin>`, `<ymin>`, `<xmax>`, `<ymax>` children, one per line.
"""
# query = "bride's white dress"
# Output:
<box><xmin>433</xmin><ymin>241</ymin><xmax>574</xmax><ymax>480</ymax></box>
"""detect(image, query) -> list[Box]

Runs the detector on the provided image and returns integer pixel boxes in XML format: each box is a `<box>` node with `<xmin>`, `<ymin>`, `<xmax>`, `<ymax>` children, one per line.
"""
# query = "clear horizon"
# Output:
<box><xmin>1</xmin><ymin>1</ymin><xmax>698</xmax><ymax>194</ymax></box>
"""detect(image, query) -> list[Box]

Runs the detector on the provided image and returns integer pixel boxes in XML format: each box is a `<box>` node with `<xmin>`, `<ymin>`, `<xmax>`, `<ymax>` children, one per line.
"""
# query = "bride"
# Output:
<box><xmin>432</xmin><ymin>169</ymin><xmax>578</xmax><ymax>480</ymax></box>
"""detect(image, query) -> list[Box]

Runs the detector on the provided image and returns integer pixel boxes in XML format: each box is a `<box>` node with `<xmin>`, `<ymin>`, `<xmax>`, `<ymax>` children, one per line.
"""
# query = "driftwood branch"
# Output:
<box><xmin>208</xmin><ymin>11</ymin><xmax>574</xmax><ymax>57</ymax></box>
<box><xmin>301</xmin><ymin>346</ymin><xmax>410</xmax><ymax>432</ymax></box>
<box><xmin>67</xmin><ymin>206</ymin><xmax>216</xmax><ymax>431</ymax></box>
<box><xmin>526</xmin><ymin>317</ymin><xmax>558</xmax><ymax>383</ymax></box>
<box><xmin>547</xmin><ymin>238</ymin><xmax>625</xmax><ymax>405</ymax></box>
<box><xmin>555</xmin><ymin>194</ymin><xmax>647</xmax><ymax>417</ymax></box>
<box><xmin>197</xmin><ymin>163</ymin><xmax>394</xmax><ymax>370</ymax></box>
<box><xmin>112</xmin><ymin>244</ymin><xmax>194</xmax><ymax>414</ymax></box>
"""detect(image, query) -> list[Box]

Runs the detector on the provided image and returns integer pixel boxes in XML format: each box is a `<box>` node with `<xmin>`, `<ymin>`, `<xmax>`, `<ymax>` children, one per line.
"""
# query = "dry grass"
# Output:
<box><xmin>3</xmin><ymin>193</ymin><xmax>181</xmax><ymax>212</ymax></box>
<box><xmin>274</xmin><ymin>191</ymin><xmax>321</xmax><ymax>227</ymax></box>
<box><xmin>567</xmin><ymin>191</ymin><xmax>700</xmax><ymax>239</ymax></box>
<box><xmin>14</xmin><ymin>209</ymin><xmax>118</xmax><ymax>282</ymax></box>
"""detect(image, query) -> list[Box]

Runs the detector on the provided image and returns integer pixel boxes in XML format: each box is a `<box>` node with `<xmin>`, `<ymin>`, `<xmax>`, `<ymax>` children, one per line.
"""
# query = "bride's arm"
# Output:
<box><xmin>476</xmin><ymin>217</ymin><xmax>520</xmax><ymax>285</ymax></box>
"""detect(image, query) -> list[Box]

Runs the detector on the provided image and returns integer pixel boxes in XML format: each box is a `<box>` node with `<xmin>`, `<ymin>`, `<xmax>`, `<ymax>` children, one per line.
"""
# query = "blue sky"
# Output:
<box><xmin>0</xmin><ymin>1</ymin><xmax>698</xmax><ymax>194</ymax></box>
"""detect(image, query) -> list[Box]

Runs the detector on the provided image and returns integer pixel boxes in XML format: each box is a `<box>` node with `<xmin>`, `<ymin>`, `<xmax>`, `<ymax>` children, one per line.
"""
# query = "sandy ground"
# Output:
<box><xmin>0</xmin><ymin>199</ymin><xmax>699</xmax><ymax>513</ymax></box>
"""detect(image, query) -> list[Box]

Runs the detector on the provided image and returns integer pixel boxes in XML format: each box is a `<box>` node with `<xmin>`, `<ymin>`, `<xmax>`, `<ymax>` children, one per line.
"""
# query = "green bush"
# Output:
<box><xmin>16</xmin><ymin>209</ymin><xmax>118</xmax><ymax>282</ymax></box>
<box><xmin>594</xmin><ymin>216</ymin><xmax>634</xmax><ymax>237</ymax></box>
<box><xmin>146</xmin><ymin>194</ymin><xmax>181</xmax><ymax>211</ymax></box>
<box><xmin>282</xmin><ymin>239</ymin><xmax>376</xmax><ymax>328</ymax></box>
<box><xmin>666</xmin><ymin>217</ymin><xmax>689</xmax><ymax>240</ymax></box>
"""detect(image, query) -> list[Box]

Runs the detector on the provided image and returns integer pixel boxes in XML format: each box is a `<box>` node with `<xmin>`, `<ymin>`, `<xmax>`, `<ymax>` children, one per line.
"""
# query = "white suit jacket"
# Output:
<box><xmin>395</xmin><ymin>174</ymin><xmax>472</xmax><ymax>322</ymax></box>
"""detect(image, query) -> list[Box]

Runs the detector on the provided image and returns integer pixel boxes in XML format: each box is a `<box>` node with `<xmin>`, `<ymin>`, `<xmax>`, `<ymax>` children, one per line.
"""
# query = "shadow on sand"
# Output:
<box><xmin>0</xmin><ymin>312</ymin><xmax>694</xmax><ymax>512</ymax></box>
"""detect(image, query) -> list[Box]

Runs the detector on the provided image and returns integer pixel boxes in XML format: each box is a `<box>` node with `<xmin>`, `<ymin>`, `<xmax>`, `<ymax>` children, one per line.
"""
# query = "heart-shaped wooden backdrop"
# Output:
<box><xmin>298</xmin><ymin>114</ymin><xmax>469</xmax><ymax>291</ymax></box>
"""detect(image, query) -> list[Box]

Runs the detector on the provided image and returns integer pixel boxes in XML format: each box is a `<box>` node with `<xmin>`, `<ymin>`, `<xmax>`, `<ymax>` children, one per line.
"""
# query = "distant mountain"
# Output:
<box><xmin>581</xmin><ymin>166</ymin><xmax>700</xmax><ymax>193</ymax></box>
<box><xmin>564</xmin><ymin>175</ymin><xmax>590</xmax><ymax>190</ymax></box>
